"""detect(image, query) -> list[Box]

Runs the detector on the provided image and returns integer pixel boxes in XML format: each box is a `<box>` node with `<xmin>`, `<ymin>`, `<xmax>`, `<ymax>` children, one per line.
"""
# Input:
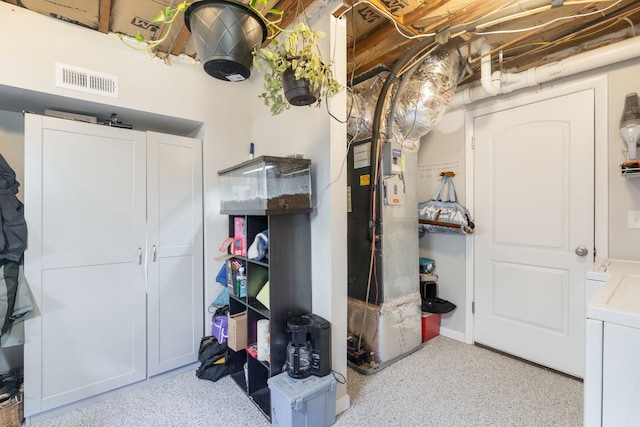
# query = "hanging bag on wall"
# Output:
<box><xmin>418</xmin><ymin>172</ymin><xmax>475</xmax><ymax>235</ymax></box>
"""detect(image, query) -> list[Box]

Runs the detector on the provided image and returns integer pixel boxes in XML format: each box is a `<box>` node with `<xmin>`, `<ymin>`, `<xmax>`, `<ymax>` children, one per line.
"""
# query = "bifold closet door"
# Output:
<box><xmin>23</xmin><ymin>114</ymin><xmax>147</xmax><ymax>416</ymax></box>
<box><xmin>146</xmin><ymin>131</ymin><xmax>203</xmax><ymax>377</ymax></box>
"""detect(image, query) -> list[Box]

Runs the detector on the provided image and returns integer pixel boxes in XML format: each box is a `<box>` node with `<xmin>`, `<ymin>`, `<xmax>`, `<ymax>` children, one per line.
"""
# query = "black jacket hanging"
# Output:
<box><xmin>0</xmin><ymin>154</ymin><xmax>27</xmax><ymax>263</ymax></box>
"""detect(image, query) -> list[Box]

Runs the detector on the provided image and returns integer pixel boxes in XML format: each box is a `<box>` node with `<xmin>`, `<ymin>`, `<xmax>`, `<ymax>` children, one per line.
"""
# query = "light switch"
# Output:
<box><xmin>629</xmin><ymin>211</ymin><xmax>640</xmax><ymax>229</ymax></box>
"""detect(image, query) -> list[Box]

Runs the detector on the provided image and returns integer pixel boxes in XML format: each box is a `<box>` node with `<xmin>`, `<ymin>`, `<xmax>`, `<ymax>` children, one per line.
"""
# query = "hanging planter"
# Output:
<box><xmin>253</xmin><ymin>23</ymin><xmax>341</xmax><ymax>115</ymax></box>
<box><xmin>282</xmin><ymin>66</ymin><xmax>319</xmax><ymax>106</ymax></box>
<box><xmin>185</xmin><ymin>0</ymin><xmax>267</xmax><ymax>82</ymax></box>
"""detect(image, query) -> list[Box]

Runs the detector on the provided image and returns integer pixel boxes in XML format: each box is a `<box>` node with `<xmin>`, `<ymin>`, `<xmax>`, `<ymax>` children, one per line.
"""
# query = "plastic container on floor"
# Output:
<box><xmin>268</xmin><ymin>372</ymin><xmax>337</xmax><ymax>427</ymax></box>
<box><xmin>422</xmin><ymin>312</ymin><xmax>441</xmax><ymax>342</ymax></box>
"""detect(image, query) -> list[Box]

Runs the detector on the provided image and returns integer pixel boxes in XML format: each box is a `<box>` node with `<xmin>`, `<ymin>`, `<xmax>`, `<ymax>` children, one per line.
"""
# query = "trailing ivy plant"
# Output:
<box><xmin>252</xmin><ymin>22</ymin><xmax>341</xmax><ymax>116</ymax></box>
<box><xmin>118</xmin><ymin>0</ymin><xmax>284</xmax><ymax>50</ymax></box>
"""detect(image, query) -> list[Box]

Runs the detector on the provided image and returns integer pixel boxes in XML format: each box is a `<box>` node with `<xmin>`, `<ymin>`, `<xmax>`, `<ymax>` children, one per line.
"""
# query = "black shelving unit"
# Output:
<box><xmin>225</xmin><ymin>213</ymin><xmax>312</xmax><ymax>419</ymax></box>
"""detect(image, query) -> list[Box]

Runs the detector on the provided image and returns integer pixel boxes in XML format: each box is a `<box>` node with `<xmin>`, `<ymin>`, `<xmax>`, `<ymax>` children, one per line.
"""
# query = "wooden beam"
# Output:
<box><xmin>4</xmin><ymin>0</ymin><xmax>18</xmax><ymax>5</ymax></box>
<box><xmin>170</xmin><ymin>26</ymin><xmax>191</xmax><ymax>57</ymax></box>
<box><xmin>98</xmin><ymin>0</ymin><xmax>112</xmax><ymax>34</ymax></box>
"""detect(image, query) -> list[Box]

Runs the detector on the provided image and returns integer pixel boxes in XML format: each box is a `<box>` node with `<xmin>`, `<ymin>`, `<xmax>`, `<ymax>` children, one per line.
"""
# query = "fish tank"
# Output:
<box><xmin>218</xmin><ymin>156</ymin><xmax>312</xmax><ymax>214</ymax></box>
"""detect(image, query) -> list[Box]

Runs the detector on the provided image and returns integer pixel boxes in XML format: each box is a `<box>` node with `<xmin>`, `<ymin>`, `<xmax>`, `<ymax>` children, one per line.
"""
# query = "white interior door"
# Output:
<box><xmin>23</xmin><ymin>114</ymin><xmax>147</xmax><ymax>415</ymax></box>
<box><xmin>473</xmin><ymin>89</ymin><xmax>594</xmax><ymax>378</ymax></box>
<box><xmin>146</xmin><ymin>131</ymin><xmax>203</xmax><ymax>377</ymax></box>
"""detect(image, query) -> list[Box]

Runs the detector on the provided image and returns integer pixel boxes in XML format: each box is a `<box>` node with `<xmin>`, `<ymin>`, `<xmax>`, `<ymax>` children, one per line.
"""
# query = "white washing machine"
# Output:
<box><xmin>584</xmin><ymin>259</ymin><xmax>640</xmax><ymax>427</ymax></box>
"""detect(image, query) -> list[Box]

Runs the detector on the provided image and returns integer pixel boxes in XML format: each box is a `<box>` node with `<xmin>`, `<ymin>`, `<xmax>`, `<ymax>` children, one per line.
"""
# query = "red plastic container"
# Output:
<box><xmin>421</xmin><ymin>312</ymin><xmax>441</xmax><ymax>342</ymax></box>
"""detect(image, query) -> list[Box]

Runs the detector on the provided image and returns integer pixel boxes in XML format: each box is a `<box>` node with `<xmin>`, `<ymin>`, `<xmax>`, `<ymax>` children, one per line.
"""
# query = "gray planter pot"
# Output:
<box><xmin>185</xmin><ymin>0</ymin><xmax>266</xmax><ymax>81</ymax></box>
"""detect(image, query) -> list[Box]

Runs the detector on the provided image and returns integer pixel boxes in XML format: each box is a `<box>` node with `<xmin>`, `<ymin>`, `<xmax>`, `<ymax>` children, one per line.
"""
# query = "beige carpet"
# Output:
<box><xmin>29</xmin><ymin>335</ymin><xmax>583</xmax><ymax>427</ymax></box>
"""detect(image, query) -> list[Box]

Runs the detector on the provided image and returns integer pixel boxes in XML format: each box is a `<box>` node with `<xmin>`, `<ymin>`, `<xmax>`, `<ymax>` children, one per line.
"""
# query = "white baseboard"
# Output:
<box><xmin>336</xmin><ymin>393</ymin><xmax>351</xmax><ymax>416</ymax></box>
<box><xmin>440</xmin><ymin>326</ymin><xmax>466</xmax><ymax>343</ymax></box>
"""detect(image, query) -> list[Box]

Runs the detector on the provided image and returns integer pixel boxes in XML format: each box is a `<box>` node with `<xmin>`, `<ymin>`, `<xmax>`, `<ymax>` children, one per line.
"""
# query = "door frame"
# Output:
<box><xmin>463</xmin><ymin>76</ymin><xmax>609</xmax><ymax>344</ymax></box>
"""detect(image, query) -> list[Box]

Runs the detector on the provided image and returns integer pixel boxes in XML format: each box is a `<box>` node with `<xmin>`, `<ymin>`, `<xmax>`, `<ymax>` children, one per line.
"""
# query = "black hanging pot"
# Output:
<box><xmin>185</xmin><ymin>0</ymin><xmax>267</xmax><ymax>81</ymax></box>
<box><xmin>282</xmin><ymin>67</ymin><xmax>320</xmax><ymax>106</ymax></box>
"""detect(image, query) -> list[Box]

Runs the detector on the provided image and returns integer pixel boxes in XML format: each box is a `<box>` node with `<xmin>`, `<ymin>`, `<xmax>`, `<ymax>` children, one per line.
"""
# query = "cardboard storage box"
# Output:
<box><xmin>268</xmin><ymin>372</ymin><xmax>337</xmax><ymax>427</ymax></box>
<box><xmin>227</xmin><ymin>312</ymin><xmax>247</xmax><ymax>351</ymax></box>
<box><xmin>422</xmin><ymin>312</ymin><xmax>441</xmax><ymax>342</ymax></box>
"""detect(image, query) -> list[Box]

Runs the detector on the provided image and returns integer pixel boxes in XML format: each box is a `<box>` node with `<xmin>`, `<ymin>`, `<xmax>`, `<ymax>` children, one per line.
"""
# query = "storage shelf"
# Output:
<box><xmin>223</xmin><ymin>212</ymin><xmax>312</xmax><ymax>422</ymax></box>
<box><xmin>620</xmin><ymin>165</ymin><xmax>640</xmax><ymax>177</ymax></box>
<box><xmin>248</xmin><ymin>300</ymin><xmax>269</xmax><ymax>318</ymax></box>
<box><xmin>230</xmin><ymin>370</ymin><xmax>247</xmax><ymax>392</ymax></box>
<box><xmin>250</xmin><ymin>387</ymin><xmax>271</xmax><ymax>418</ymax></box>
<box><xmin>618</xmin><ymin>150</ymin><xmax>640</xmax><ymax>178</ymax></box>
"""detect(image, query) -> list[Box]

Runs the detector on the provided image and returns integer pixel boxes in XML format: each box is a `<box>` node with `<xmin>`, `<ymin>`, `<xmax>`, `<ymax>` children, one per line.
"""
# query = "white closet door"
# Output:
<box><xmin>23</xmin><ymin>114</ymin><xmax>147</xmax><ymax>416</ymax></box>
<box><xmin>146</xmin><ymin>131</ymin><xmax>203</xmax><ymax>377</ymax></box>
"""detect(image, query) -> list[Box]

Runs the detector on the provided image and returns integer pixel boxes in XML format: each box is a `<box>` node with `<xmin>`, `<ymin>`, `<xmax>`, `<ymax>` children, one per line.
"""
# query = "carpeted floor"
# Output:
<box><xmin>28</xmin><ymin>336</ymin><xmax>583</xmax><ymax>427</ymax></box>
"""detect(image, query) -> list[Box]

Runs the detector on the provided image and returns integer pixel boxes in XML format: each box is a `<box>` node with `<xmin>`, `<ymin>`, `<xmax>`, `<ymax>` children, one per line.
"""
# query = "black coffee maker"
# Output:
<box><xmin>286</xmin><ymin>316</ymin><xmax>313</xmax><ymax>378</ymax></box>
<box><xmin>306</xmin><ymin>314</ymin><xmax>331</xmax><ymax>377</ymax></box>
<box><xmin>286</xmin><ymin>314</ymin><xmax>332</xmax><ymax>378</ymax></box>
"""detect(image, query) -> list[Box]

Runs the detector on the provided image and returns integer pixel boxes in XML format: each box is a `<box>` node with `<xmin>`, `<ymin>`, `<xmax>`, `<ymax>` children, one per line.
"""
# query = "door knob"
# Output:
<box><xmin>575</xmin><ymin>246</ymin><xmax>589</xmax><ymax>257</ymax></box>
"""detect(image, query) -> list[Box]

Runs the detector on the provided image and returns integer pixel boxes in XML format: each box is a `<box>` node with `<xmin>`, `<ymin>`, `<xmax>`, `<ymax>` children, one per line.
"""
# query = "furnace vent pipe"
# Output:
<box><xmin>451</xmin><ymin>34</ymin><xmax>640</xmax><ymax>108</ymax></box>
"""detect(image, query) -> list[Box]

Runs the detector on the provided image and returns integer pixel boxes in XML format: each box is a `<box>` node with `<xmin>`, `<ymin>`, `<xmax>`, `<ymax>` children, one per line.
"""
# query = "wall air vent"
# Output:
<box><xmin>55</xmin><ymin>63</ymin><xmax>118</xmax><ymax>98</ymax></box>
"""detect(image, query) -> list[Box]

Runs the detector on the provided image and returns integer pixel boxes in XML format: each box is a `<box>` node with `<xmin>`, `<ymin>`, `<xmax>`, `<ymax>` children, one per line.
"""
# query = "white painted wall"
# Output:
<box><xmin>416</xmin><ymin>109</ymin><xmax>468</xmax><ymax>338</ymax></box>
<box><xmin>0</xmin><ymin>1</ymin><xmax>253</xmax><ymax>335</ymax></box>
<box><xmin>0</xmin><ymin>0</ymin><xmax>350</xmax><ymax>414</ymax></box>
<box><xmin>419</xmin><ymin>55</ymin><xmax>640</xmax><ymax>338</ymax></box>
<box><xmin>251</xmin><ymin>13</ymin><xmax>350</xmax><ymax>413</ymax></box>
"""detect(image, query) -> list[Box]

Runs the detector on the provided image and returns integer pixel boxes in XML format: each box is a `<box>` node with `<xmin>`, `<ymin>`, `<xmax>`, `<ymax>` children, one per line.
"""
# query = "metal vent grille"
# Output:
<box><xmin>55</xmin><ymin>63</ymin><xmax>118</xmax><ymax>98</ymax></box>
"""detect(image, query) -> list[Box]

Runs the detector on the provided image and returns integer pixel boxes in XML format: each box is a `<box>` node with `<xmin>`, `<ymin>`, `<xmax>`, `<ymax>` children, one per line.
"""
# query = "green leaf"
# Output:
<box><xmin>135</xmin><ymin>32</ymin><xmax>145</xmax><ymax>42</ymax></box>
<box><xmin>152</xmin><ymin>10</ymin><xmax>166</xmax><ymax>23</ymax></box>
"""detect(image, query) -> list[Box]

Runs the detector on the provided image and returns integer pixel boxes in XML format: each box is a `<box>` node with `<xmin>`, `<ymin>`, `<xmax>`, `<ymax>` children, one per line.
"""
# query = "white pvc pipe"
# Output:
<box><xmin>451</xmin><ymin>35</ymin><xmax>640</xmax><ymax>108</ymax></box>
<box><xmin>480</xmin><ymin>39</ymin><xmax>500</xmax><ymax>96</ymax></box>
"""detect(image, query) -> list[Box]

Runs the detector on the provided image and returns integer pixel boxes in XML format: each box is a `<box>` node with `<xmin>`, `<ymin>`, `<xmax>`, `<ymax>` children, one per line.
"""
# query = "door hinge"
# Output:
<box><xmin>471</xmin><ymin>136</ymin><xmax>475</xmax><ymax>150</ymax></box>
<box><xmin>472</xmin><ymin>301</ymin><xmax>475</xmax><ymax>314</ymax></box>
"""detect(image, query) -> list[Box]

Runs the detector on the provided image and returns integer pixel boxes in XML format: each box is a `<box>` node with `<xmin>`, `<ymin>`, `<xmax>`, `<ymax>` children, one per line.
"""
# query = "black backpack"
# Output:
<box><xmin>195</xmin><ymin>336</ymin><xmax>230</xmax><ymax>382</ymax></box>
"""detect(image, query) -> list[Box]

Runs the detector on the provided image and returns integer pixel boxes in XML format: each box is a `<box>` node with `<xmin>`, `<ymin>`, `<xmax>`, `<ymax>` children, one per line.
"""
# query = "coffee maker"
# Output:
<box><xmin>285</xmin><ymin>314</ymin><xmax>331</xmax><ymax>378</ymax></box>
<box><xmin>306</xmin><ymin>314</ymin><xmax>331</xmax><ymax>377</ymax></box>
<box><xmin>286</xmin><ymin>316</ymin><xmax>312</xmax><ymax>378</ymax></box>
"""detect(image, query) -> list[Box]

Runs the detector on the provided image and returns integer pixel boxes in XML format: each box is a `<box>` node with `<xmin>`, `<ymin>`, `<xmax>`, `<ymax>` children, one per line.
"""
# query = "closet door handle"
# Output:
<box><xmin>138</xmin><ymin>247</ymin><xmax>142</xmax><ymax>265</ymax></box>
<box><xmin>152</xmin><ymin>245</ymin><xmax>157</xmax><ymax>262</ymax></box>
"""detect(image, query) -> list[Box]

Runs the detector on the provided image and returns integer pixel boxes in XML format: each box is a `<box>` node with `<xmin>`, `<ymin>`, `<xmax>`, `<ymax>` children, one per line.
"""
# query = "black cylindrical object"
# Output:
<box><xmin>306</xmin><ymin>314</ymin><xmax>332</xmax><ymax>377</ymax></box>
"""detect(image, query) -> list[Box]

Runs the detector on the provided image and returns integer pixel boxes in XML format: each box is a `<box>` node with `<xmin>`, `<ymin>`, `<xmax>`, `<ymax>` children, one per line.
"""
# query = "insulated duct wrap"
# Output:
<box><xmin>347</xmin><ymin>47</ymin><xmax>462</xmax><ymax>151</ymax></box>
<box><xmin>347</xmin><ymin>293</ymin><xmax>422</xmax><ymax>365</ymax></box>
<box><xmin>393</xmin><ymin>47</ymin><xmax>462</xmax><ymax>147</ymax></box>
<box><xmin>346</xmin><ymin>72</ymin><xmax>389</xmax><ymax>141</ymax></box>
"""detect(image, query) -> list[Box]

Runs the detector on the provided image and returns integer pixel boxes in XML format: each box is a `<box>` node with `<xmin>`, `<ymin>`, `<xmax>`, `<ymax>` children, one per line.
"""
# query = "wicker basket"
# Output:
<box><xmin>0</xmin><ymin>370</ymin><xmax>23</xmax><ymax>427</ymax></box>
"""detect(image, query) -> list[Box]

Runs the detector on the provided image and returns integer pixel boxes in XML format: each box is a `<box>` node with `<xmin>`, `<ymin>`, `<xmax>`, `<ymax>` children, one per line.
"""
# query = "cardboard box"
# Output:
<box><xmin>421</xmin><ymin>312</ymin><xmax>441</xmax><ymax>342</ymax></box>
<box><xmin>227</xmin><ymin>312</ymin><xmax>247</xmax><ymax>351</ymax></box>
<box><xmin>19</xmin><ymin>0</ymin><xmax>100</xmax><ymax>29</ymax></box>
<box><xmin>110</xmin><ymin>0</ymin><xmax>197</xmax><ymax>57</ymax></box>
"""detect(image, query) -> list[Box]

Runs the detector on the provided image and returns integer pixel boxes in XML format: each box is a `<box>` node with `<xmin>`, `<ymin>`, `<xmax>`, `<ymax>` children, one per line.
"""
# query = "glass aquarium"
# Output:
<box><xmin>218</xmin><ymin>156</ymin><xmax>312</xmax><ymax>214</ymax></box>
